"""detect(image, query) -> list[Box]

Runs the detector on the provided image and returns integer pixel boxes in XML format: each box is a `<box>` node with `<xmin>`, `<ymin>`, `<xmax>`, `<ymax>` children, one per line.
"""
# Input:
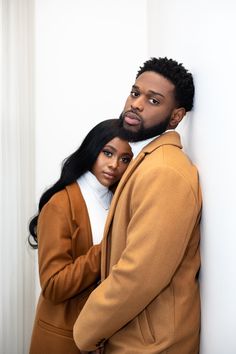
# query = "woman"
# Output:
<box><xmin>28</xmin><ymin>119</ymin><xmax>133</xmax><ymax>354</ymax></box>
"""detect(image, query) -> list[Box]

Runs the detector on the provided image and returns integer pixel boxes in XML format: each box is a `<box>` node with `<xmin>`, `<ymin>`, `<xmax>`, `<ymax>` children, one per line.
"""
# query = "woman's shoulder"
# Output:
<box><xmin>47</xmin><ymin>182</ymin><xmax>82</xmax><ymax>210</ymax></box>
<box><xmin>39</xmin><ymin>183</ymin><xmax>86</xmax><ymax>227</ymax></box>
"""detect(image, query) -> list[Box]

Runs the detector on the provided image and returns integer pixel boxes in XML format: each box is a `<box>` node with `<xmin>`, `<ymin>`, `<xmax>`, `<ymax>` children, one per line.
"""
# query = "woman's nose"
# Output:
<box><xmin>109</xmin><ymin>157</ymin><xmax>118</xmax><ymax>169</ymax></box>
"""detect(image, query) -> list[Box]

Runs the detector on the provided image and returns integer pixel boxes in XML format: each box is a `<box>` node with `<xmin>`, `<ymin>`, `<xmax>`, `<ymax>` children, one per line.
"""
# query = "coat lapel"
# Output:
<box><xmin>104</xmin><ymin>151</ymin><xmax>145</xmax><ymax>237</ymax></box>
<box><xmin>101</xmin><ymin>152</ymin><xmax>146</xmax><ymax>275</ymax></box>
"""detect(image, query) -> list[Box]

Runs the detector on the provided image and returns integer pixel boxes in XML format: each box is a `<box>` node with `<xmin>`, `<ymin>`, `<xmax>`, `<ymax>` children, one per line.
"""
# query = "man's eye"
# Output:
<box><xmin>149</xmin><ymin>98</ymin><xmax>160</xmax><ymax>105</ymax></box>
<box><xmin>103</xmin><ymin>150</ymin><xmax>112</xmax><ymax>157</ymax></box>
<box><xmin>130</xmin><ymin>91</ymin><xmax>139</xmax><ymax>98</ymax></box>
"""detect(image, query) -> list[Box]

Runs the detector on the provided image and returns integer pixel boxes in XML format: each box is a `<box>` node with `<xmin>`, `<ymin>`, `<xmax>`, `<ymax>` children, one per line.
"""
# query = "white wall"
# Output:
<box><xmin>148</xmin><ymin>0</ymin><xmax>236</xmax><ymax>353</ymax></box>
<box><xmin>35</xmin><ymin>0</ymin><xmax>148</xmax><ymax>198</ymax></box>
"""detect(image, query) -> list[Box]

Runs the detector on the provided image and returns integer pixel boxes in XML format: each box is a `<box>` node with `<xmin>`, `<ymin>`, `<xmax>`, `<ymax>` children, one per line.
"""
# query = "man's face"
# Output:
<box><xmin>120</xmin><ymin>71</ymin><xmax>178</xmax><ymax>141</ymax></box>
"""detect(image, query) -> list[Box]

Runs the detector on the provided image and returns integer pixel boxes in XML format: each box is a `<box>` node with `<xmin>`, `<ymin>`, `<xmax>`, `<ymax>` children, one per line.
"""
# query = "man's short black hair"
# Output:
<box><xmin>137</xmin><ymin>57</ymin><xmax>194</xmax><ymax>112</ymax></box>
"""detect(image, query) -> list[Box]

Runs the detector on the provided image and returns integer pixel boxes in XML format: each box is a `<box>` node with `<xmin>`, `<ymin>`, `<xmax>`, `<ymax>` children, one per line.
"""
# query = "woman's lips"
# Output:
<box><xmin>103</xmin><ymin>171</ymin><xmax>116</xmax><ymax>180</ymax></box>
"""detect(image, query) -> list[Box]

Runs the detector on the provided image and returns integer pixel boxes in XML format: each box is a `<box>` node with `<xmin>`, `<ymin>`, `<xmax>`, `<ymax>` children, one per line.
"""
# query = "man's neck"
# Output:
<box><xmin>129</xmin><ymin>130</ymin><xmax>173</xmax><ymax>159</ymax></box>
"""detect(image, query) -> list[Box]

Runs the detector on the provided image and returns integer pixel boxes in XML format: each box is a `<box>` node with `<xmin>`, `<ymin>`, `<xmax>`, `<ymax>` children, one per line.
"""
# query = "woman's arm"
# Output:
<box><xmin>38</xmin><ymin>200</ymin><xmax>101</xmax><ymax>304</ymax></box>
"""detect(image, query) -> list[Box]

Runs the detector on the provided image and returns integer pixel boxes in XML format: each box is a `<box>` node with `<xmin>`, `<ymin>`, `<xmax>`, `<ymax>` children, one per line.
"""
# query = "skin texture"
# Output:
<box><xmin>91</xmin><ymin>137</ymin><xmax>133</xmax><ymax>187</ymax></box>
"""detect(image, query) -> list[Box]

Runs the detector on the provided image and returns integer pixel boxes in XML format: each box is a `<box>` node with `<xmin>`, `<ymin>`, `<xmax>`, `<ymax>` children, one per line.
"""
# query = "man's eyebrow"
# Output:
<box><xmin>132</xmin><ymin>85</ymin><xmax>165</xmax><ymax>98</ymax></box>
<box><xmin>148</xmin><ymin>90</ymin><xmax>165</xmax><ymax>98</ymax></box>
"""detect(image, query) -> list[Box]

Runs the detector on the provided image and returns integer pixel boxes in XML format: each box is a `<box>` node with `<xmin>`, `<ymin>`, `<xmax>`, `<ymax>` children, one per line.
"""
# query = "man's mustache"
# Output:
<box><xmin>119</xmin><ymin>109</ymin><xmax>143</xmax><ymax>121</ymax></box>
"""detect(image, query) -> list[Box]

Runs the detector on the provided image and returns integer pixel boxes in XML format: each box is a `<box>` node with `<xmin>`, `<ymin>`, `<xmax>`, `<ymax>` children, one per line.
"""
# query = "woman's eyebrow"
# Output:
<box><xmin>103</xmin><ymin>144</ymin><xmax>116</xmax><ymax>151</ymax></box>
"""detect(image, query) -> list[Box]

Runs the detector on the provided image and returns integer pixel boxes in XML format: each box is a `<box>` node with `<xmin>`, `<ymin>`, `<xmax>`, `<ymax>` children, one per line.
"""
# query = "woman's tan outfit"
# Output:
<box><xmin>30</xmin><ymin>178</ymin><xmax>111</xmax><ymax>354</ymax></box>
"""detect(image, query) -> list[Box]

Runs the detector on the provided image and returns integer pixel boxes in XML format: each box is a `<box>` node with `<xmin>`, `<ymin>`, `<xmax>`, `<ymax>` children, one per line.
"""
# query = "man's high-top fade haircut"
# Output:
<box><xmin>136</xmin><ymin>57</ymin><xmax>194</xmax><ymax>112</ymax></box>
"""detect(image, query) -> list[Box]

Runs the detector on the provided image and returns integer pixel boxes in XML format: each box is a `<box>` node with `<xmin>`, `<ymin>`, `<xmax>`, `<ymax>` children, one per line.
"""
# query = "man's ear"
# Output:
<box><xmin>168</xmin><ymin>108</ymin><xmax>186</xmax><ymax>129</ymax></box>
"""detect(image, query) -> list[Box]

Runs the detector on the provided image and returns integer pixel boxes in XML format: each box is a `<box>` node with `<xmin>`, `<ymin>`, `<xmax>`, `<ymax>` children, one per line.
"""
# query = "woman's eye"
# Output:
<box><xmin>121</xmin><ymin>156</ymin><xmax>131</xmax><ymax>164</ymax></box>
<box><xmin>103</xmin><ymin>150</ymin><xmax>112</xmax><ymax>157</ymax></box>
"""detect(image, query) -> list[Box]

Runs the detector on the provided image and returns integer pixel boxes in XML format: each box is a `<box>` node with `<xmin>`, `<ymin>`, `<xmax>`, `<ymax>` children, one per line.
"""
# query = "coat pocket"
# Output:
<box><xmin>38</xmin><ymin>319</ymin><xmax>73</xmax><ymax>338</ymax></box>
<box><xmin>138</xmin><ymin>308</ymin><xmax>155</xmax><ymax>345</ymax></box>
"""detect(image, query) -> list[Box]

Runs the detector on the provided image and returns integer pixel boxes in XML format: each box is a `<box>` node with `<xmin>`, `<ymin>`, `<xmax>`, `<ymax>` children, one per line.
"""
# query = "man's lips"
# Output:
<box><xmin>124</xmin><ymin>111</ymin><xmax>141</xmax><ymax>126</ymax></box>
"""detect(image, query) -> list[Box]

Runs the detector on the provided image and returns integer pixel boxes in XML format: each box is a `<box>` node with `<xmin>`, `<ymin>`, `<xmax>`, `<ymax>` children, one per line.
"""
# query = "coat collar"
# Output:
<box><xmin>142</xmin><ymin>130</ymin><xmax>182</xmax><ymax>154</ymax></box>
<box><xmin>65</xmin><ymin>182</ymin><xmax>87</xmax><ymax>223</ymax></box>
<box><xmin>108</xmin><ymin>130</ymin><xmax>182</xmax><ymax>217</ymax></box>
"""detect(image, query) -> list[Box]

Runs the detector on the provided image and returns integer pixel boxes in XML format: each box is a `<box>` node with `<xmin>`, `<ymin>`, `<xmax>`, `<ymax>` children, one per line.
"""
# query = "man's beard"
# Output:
<box><xmin>118</xmin><ymin>112</ymin><xmax>171</xmax><ymax>142</ymax></box>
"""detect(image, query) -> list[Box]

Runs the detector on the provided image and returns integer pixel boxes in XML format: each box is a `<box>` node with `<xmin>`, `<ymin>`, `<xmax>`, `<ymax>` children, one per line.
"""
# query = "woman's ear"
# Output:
<box><xmin>168</xmin><ymin>107</ymin><xmax>186</xmax><ymax>129</ymax></box>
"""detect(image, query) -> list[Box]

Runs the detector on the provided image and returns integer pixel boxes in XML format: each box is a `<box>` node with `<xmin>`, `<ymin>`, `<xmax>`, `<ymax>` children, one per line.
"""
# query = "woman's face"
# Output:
<box><xmin>91</xmin><ymin>137</ymin><xmax>133</xmax><ymax>187</ymax></box>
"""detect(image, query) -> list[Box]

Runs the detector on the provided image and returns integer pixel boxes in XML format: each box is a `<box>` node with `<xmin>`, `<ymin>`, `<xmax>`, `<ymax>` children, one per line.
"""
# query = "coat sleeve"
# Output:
<box><xmin>38</xmin><ymin>200</ymin><xmax>101</xmax><ymax>304</ymax></box>
<box><xmin>73</xmin><ymin>165</ymin><xmax>200</xmax><ymax>351</ymax></box>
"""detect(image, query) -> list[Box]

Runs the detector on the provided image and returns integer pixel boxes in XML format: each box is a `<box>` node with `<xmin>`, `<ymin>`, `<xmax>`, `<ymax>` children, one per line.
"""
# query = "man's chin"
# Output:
<box><xmin>123</xmin><ymin>122</ymin><xmax>140</xmax><ymax>132</ymax></box>
<box><xmin>119</xmin><ymin>127</ymin><xmax>141</xmax><ymax>142</ymax></box>
<box><xmin>119</xmin><ymin>113</ymin><xmax>170</xmax><ymax>142</ymax></box>
<box><xmin>119</xmin><ymin>116</ymin><xmax>142</xmax><ymax>141</ymax></box>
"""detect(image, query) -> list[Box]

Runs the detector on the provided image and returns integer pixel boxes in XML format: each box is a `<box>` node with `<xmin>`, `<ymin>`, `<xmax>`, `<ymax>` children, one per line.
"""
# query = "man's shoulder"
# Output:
<box><xmin>143</xmin><ymin>130</ymin><xmax>182</xmax><ymax>154</ymax></box>
<box><xmin>138</xmin><ymin>135</ymin><xmax>198</xmax><ymax>181</ymax></box>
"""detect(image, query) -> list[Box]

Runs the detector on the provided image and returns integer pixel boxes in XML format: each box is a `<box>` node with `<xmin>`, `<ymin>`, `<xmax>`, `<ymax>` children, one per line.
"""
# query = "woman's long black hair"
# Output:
<box><xmin>28</xmin><ymin>118</ymin><xmax>123</xmax><ymax>249</ymax></box>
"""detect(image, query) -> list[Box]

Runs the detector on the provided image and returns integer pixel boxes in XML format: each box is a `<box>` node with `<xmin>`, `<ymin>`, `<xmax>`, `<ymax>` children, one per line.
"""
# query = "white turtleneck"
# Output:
<box><xmin>129</xmin><ymin>136</ymin><xmax>155</xmax><ymax>159</ymax></box>
<box><xmin>129</xmin><ymin>130</ymin><xmax>173</xmax><ymax>159</ymax></box>
<box><xmin>77</xmin><ymin>171</ymin><xmax>113</xmax><ymax>245</ymax></box>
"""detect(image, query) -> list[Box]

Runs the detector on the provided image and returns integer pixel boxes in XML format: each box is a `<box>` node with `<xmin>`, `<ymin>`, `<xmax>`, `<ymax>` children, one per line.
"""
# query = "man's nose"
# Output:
<box><xmin>131</xmin><ymin>96</ymin><xmax>144</xmax><ymax>111</ymax></box>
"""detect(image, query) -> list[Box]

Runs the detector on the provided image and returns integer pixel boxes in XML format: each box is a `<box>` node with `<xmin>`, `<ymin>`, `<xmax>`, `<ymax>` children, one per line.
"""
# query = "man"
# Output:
<box><xmin>73</xmin><ymin>57</ymin><xmax>202</xmax><ymax>354</ymax></box>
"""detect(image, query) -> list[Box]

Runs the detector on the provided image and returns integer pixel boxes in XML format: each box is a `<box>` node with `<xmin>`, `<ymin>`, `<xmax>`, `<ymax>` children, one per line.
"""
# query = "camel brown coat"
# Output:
<box><xmin>73</xmin><ymin>131</ymin><xmax>202</xmax><ymax>354</ymax></box>
<box><xmin>29</xmin><ymin>183</ymin><xmax>101</xmax><ymax>354</ymax></box>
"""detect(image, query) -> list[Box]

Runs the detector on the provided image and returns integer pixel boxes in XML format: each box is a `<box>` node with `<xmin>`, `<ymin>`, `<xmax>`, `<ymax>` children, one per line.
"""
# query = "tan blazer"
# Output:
<box><xmin>73</xmin><ymin>131</ymin><xmax>202</xmax><ymax>354</ymax></box>
<box><xmin>29</xmin><ymin>183</ymin><xmax>101</xmax><ymax>354</ymax></box>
